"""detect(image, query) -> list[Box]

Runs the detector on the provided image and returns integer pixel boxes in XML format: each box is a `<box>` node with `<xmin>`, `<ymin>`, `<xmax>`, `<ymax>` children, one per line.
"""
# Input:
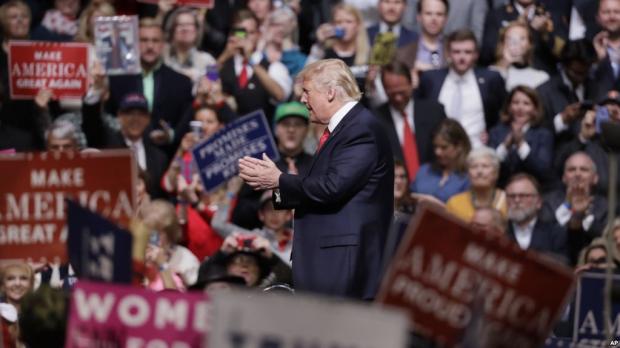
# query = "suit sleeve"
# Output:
<box><xmin>520</xmin><ymin>128</ymin><xmax>553</xmax><ymax>181</ymax></box>
<box><xmin>276</xmin><ymin>127</ymin><xmax>380</xmax><ymax>209</ymax></box>
<box><xmin>81</xmin><ymin>100</ymin><xmax>107</xmax><ymax>148</ymax></box>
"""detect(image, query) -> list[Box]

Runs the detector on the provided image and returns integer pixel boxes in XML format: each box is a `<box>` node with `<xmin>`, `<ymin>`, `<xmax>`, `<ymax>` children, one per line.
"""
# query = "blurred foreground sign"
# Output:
<box><xmin>376</xmin><ymin>203</ymin><xmax>575</xmax><ymax>347</ymax></box>
<box><xmin>193</xmin><ymin>110</ymin><xmax>279</xmax><ymax>192</ymax></box>
<box><xmin>0</xmin><ymin>151</ymin><xmax>135</xmax><ymax>261</ymax></box>
<box><xmin>67</xmin><ymin>200</ymin><xmax>132</xmax><ymax>283</ymax></box>
<box><xmin>66</xmin><ymin>281</ymin><xmax>209</xmax><ymax>348</ymax></box>
<box><xmin>209</xmin><ymin>290</ymin><xmax>409</xmax><ymax>348</ymax></box>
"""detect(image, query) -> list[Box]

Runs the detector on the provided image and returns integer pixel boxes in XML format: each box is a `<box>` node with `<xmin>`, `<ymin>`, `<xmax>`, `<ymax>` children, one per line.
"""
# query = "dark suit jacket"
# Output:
<box><xmin>592</xmin><ymin>56</ymin><xmax>620</xmax><ymax>102</ymax></box>
<box><xmin>374</xmin><ymin>99</ymin><xmax>446</xmax><ymax>165</ymax></box>
<box><xmin>274</xmin><ymin>103</ymin><xmax>394</xmax><ymax>299</ymax></box>
<box><xmin>488</xmin><ymin>123</ymin><xmax>554</xmax><ymax>186</ymax></box>
<box><xmin>416</xmin><ymin>67</ymin><xmax>506</xmax><ymax>130</ymax></box>
<box><xmin>367</xmin><ymin>23</ymin><xmax>418</xmax><ymax>48</ymax></box>
<box><xmin>105</xmin><ymin>63</ymin><xmax>194</xmax><ymax>142</ymax></box>
<box><xmin>82</xmin><ymin>101</ymin><xmax>168</xmax><ymax>199</ymax></box>
<box><xmin>506</xmin><ymin>219</ymin><xmax>568</xmax><ymax>263</ymax></box>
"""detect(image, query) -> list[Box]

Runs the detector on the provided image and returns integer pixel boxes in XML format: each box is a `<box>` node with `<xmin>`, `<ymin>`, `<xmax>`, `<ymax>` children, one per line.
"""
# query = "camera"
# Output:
<box><xmin>236</xmin><ymin>235</ymin><xmax>256</xmax><ymax>250</ymax></box>
<box><xmin>333</xmin><ymin>27</ymin><xmax>345</xmax><ymax>39</ymax></box>
<box><xmin>206</xmin><ymin>65</ymin><xmax>219</xmax><ymax>81</ymax></box>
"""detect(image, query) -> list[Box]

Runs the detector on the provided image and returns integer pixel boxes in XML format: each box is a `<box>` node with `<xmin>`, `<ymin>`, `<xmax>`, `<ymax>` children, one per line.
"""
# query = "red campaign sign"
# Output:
<box><xmin>376</xmin><ymin>203</ymin><xmax>575</xmax><ymax>348</ymax></box>
<box><xmin>8</xmin><ymin>40</ymin><xmax>89</xmax><ymax>99</ymax></box>
<box><xmin>136</xmin><ymin>0</ymin><xmax>213</xmax><ymax>8</ymax></box>
<box><xmin>0</xmin><ymin>151</ymin><xmax>136</xmax><ymax>262</ymax></box>
<box><xmin>66</xmin><ymin>281</ymin><xmax>209</xmax><ymax>348</ymax></box>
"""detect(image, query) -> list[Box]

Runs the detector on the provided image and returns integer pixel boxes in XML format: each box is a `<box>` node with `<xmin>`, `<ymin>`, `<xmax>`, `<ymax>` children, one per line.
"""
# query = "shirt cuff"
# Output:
<box><xmin>496</xmin><ymin>143</ymin><xmax>508</xmax><ymax>161</ymax></box>
<box><xmin>555</xmin><ymin>203</ymin><xmax>572</xmax><ymax>226</ymax></box>
<box><xmin>517</xmin><ymin>141</ymin><xmax>531</xmax><ymax>160</ymax></box>
<box><xmin>84</xmin><ymin>88</ymin><xmax>103</xmax><ymax>105</ymax></box>
<box><xmin>582</xmin><ymin>214</ymin><xmax>595</xmax><ymax>231</ymax></box>
<box><xmin>554</xmin><ymin>113</ymin><xmax>569</xmax><ymax>133</ymax></box>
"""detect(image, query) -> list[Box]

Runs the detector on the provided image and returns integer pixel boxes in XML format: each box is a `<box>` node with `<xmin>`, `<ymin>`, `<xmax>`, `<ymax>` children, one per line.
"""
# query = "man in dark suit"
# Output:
<box><xmin>367</xmin><ymin>0</ymin><xmax>418</xmax><ymax>48</ymax></box>
<box><xmin>104</xmin><ymin>18</ymin><xmax>193</xmax><ymax>151</ymax></box>
<box><xmin>238</xmin><ymin>59</ymin><xmax>394</xmax><ymax>299</ymax></box>
<box><xmin>82</xmin><ymin>92</ymin><xmax>167</xmax><ymax>199</ymax></box>
<box><xmin>416</xmin><ymin>29</ymin><xmax>506</xmax><ymax>148</ymax></box>
<box><xmin>376</xmin><ymin>60</ymin><xmax>446</xmax><ymax>181</ymax></box>
<box><xmin>505</xmin><ymin>173</ymin><xmax>568</xmax><ymax>263</ymax></box>
<box><xmin>590</xmin><ymin>0</ymin><xmax>620</xmax><ymax>102</ymax></box>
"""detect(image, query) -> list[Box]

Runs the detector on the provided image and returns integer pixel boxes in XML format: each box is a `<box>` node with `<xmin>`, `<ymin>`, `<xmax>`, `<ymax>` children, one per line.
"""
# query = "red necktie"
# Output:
<box><xmin>401</xmin><ymin>110</ymin><xmax>419</xmax><ymax>181</ymax></box>
<box><xmin>316</xmin><ymin>128</ymin><xmax>330</xmax><ymax>153</ymax></box>
<box><xmin>238</xmin><ymin>60</ymin><xmax>248</xmax><ymax>89</ymax></box>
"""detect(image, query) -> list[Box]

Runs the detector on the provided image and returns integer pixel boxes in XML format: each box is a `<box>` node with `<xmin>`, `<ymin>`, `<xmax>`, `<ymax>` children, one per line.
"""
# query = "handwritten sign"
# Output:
<box><xmin>8</xmin><ymin>41</ymin><xmax>89</xmax><ymax>99</ymax></box>
<box><xmin>0</xmin><ymin>151</ymin><xmax>135</xmax><ymax>261</ymax></box>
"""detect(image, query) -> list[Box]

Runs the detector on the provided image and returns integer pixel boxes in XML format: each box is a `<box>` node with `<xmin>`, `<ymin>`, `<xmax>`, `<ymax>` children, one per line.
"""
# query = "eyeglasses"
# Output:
<box><xmin>506</xmin><ymin>193</ymin><xmax>538</xmax><ymax>201</ymax></box>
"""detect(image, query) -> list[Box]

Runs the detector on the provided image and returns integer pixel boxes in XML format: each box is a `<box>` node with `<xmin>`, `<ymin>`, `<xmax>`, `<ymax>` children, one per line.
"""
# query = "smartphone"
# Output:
<box><xmin>206</xmin><ymin>65</ymin><xmax>219</xmax><ymax>81</ymax></box>
<box><xmin>233</xmin><ymin>28</ymin><xmax>247</xmax><ymax>39</ymax></box>
<box><xmin>333</xmin><ymin>27</ymin><xmax>345</xmax><ymax>39</ymax></box>
<box><xmin>148</xmin><ymin>231</ymin><xmax>160</xmax><ymax>246</ymax></box>
<box><xmin>190</xmin><ymin>120</ymin><xmax>203</xmax><ymax>139</ymax></box>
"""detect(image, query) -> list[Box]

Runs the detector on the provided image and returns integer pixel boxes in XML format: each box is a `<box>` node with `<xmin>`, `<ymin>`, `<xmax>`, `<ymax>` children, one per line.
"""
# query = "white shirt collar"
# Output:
<box><xmin>512</xmin><ymin>217</ymin><xmax>537</xmax><ymax>250</ymax></box>
<box><xmin>379</xmin><ymin>21</ymin><xmax>401</xmax><ymax>37</ymax></box>
<box><xmin>514</xmin><ymin>2</ymin><xmax>535</xmax><ymax>21</ymax></box>
<box><xmin>328</xmin><ymin>101</ymin><xmax>358</xmax><ymax>133</ymax></box>
<box><xmin>448</xmin><ymin>68</ymin><xmax>475</xmax><ymax>83</ymax></box>
<box><xmin>125</xmin><ymin>137</ymin><xmax>146</xmax><ymax>170</ymax></box>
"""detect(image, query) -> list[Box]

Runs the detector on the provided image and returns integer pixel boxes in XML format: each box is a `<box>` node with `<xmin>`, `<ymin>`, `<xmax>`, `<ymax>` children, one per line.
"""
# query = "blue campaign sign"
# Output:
<box><xmin>573</xmin><ymin>270</ymin><xmax>620</xmax><ymax>346</ymax></box>
<box><xmin>67</xmin><ymin>200</ymin><xmax>133</xmax><ymax>283</ymax></box>
<box><xmin>192</xmin><ymin>110</ymin><xmax>279</xmax><ymax>191</ymax></box>
<box><xmin>543</xmin><ymin>337</ymin><xmax>576</xmax><ymax>348</ymax></box>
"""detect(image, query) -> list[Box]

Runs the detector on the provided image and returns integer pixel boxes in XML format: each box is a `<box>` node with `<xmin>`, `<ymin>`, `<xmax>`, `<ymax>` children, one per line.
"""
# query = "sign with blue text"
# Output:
<box><xmin>573</xmin><ymin>270</ymin><xmax>620</xmax><ymax>347</ymax></box>
<box><xmin>192</xmin><ymin>110</ymin><xmax>279</xmax><ymax>192</ymax></box>
<box><xmin>67</xmin><ymin>200</ymin><xmax>132</xmax><ymax>283</ymax></box>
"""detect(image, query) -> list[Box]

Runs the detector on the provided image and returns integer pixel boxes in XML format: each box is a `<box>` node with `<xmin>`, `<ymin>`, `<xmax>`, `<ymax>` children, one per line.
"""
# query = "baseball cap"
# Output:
<box><xmin>274</xmin><ymin>101</ymin><xmax>309</xmax><ymax>123</ymax></box>
<box><xmin>119</xmin><ymin>93</ymin><xmax>149</xmax><ymax>112</ymax></box>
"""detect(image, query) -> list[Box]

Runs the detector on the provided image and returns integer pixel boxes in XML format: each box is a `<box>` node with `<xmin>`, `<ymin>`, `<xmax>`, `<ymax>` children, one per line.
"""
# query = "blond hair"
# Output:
<box><xmin>328</xmin><ymin>4</ymin><xmax>370</xmax><ymax>66</ymax></box>
<box><xmin>0</xmin><ymin>262</ymin><xmax>34</xmax><ymax>296</ymax></box>
<box><xmin>75</xmin><ymin>2</ymin><xmax>116</xmax><ymax>43</ymax></box>
<box><xmin>297</xmin><ymin>58</ymin><xmax>362</xmax><ymax>102</ymax></box>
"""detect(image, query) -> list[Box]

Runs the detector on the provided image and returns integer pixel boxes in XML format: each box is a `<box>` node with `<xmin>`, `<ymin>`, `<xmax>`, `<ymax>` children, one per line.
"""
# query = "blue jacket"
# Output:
<box><xmin>274</xmin><ymin>103</ymin><xmax>394</xmax><ymax>299</ymax></box>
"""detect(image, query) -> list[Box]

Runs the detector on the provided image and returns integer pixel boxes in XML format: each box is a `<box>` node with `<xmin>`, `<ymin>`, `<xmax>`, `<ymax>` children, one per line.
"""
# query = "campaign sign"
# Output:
<box><xmin>137</xmin><ymin>0</ymin><xmax>213</xmax><ymax>8</ymax></box>
<box><xmin>376</xmin><ymin>203</ymin><xmax>575</xmax><ymax>348</ymax></box>
<box><xmin>67</xmin><ymin>200</ymin><xmax>132</xmax><ymax>283</ymax></box>
<box><xmin>65</xmin><ymin>281</ymin><xmax>209</xmax><ymax>348</ymax></box>
<box><xmin>192</xmin><ymin>110</ymin><xmax>279</xmax><ymax>192</ymax></box>
<box><xmin>0</xmin><ymin>150</ymin><xmax>135</xmax><ymax>262</ymax></box>
<box><xmin>8</xmin><ymin>41</ymin><xmax>89</xmax><ymax>99</ymax></box>
<box><xmin>573</xmin><ymin>271</ymin><xmax>620</xmax><ymax>347</ymax></box>
<box><xmin>94</xmin><ymin>16</ymin><xmax>140</xmax><ymax>76</ymax></box>
<box><xmin>209</xmin><ymin>290</ymin><xmax>409</xmax><ymax>348</ymax></box>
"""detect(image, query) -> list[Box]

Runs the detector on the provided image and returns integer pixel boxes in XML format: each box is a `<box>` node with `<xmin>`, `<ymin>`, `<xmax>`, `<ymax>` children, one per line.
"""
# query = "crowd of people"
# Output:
<box><xmin>2</xmin><ymin>0</ymin><xmax>620</xmax><ymax>346</ymax></box>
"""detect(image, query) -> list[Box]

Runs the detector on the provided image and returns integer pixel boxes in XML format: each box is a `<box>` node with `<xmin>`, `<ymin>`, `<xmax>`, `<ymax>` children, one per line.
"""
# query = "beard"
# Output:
<box><xmin>508</xmin><ymin>205</ymin><xmax>537</xmax><ymax>224</ymax></box>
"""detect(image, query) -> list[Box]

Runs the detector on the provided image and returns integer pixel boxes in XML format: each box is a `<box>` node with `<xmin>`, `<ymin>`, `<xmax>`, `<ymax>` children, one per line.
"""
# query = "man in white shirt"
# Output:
<box><xmin>505</xmin><ymin>173</ymin><xmax>568</xmax><ymax>263</ymax></box>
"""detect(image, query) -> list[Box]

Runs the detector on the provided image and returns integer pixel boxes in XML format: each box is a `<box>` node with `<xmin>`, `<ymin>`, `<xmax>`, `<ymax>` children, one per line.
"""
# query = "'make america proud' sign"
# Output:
<box><xmin>8</xmin><ymin>40</ymin><xmax>89</xmax><ymax>99</ymax></box>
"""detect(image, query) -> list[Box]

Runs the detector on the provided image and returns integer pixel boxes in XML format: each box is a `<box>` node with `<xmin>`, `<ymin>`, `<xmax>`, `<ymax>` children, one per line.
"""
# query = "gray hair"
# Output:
<box><xmin>296</xmin><ymin>59</ymin><xmax>362</xmax><ymax>102</ymax></box>
<box><xmin>45</xmin><ymin>119</ymin><xmax>77</xmax><ymax>143</ymax></box>
<box><xmin>467</xmin><ymin>146</ymin><xmax>500</xmax><ymax>172</ymax></box>
<box><xmin>565</xmin><ymin>151</ymin><xmax>597</xmax><ymax>175</ymax></box>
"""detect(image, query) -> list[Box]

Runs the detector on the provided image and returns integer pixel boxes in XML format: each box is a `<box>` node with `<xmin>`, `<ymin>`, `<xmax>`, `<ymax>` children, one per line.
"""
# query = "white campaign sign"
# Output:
<box><xmin>208</xmin><ymin>290</ymin><xmax>409</xmax><ymax>348</ymax></box>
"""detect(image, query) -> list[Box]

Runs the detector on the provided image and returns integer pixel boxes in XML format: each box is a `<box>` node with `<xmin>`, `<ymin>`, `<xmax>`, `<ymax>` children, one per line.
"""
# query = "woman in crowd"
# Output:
<box><xmin>394</xmin><ymin>160</ymin><xmax>416</xmax><ymax>215</ymax></box>
<box><xmin>490</xmin><ymin>21</ymin><xmax>549</xmax><ymax>91</ymax></box>
<box><xmin>488</xmin><ymin>85</ymin><xmax>553</xmax><ymax>187</ymax></box>
<box><xmin>33</xmin><ymin>0</ymin><xmax>81</xmax><ymax>41</ymax></box>
<box><xmin>260</xmin><ymin>6</ymin><xmax>307</xmax><ymax>77</ymax></box>
<box><xmin>411</xmin><ymin>119</ymin><xmax>471</xmax><ymax>203</ymax></box>
<box><xmin>446</xmin><ymin>146</ymin><xmax>507</xmax><ymax>222</ymax></box>
<box><xmin>306</xmin><ymin>3</ymin><xmax>370</xmax><ymax>68</ymax></box>
<box><xmin>74</xmin><ymin>1</ymin><xmax>115</xmax><ymax>44</ymax></box>
<box><xmin>163</xmin><ymin>6</ymin><xmax>216</xmax><ymax>84</ymax></box>
<box><xmin>141</xmin><ymin>200</ymin><xmax>200</xmax><ymax>291</ymax></box>
<box><xmin>1</xmin><ymin>262</ymin><xmax>34</xmax><ymax>348</ymax></box>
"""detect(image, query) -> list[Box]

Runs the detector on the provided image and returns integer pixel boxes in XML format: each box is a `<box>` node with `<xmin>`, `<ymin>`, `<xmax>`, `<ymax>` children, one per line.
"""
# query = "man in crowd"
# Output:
<box><xmin>416</xmin><ymin>29</ymin><xmax>506</xmax><ymax>148</ymax></box>
<box><xmin>375</xmin><ymin>60</ymin><xmax>446</xmax><ymax>181</ymax></box>
<box><xmin>540</xmin><ymin>152</ymin><xmax>607</xmax><ymax>264</ymax></box>
<box><xmin>232</xmin><ymin>101</ymin><xmax>314</xmax><ymax>229</ymax></box>
<box><xmin>592</xmin><ymin>0</ymin><xmax>620</xmax><ymax>101</ymax></box>
<box><xmin>45</xmin><ymin>120</ymin><xmax>79</xmax><ymax>154</ymax></box>
<box><xmin>217</xmin><ymin>9</ymin><xmax>291</xmax><ymax>125</ymax></box>
<box><xmin>505</xmin><ymin>173</ymin><xmax>568</xmax><ymax>262</ymax></box>
<box><xmin>414</xmin><ymin>0</ymin><xmax>449</xmax><ymax>71</ymax></box>
<box><xmin>238</xmin><ymin>59</ymin><xmax>394</xmax><ymax>299</ymax></box>
<box><xmin>368</xmin><ymin>0</ymin><xmax>418</xmax><ymax>48</ymax></box>
<box><xmin>105</xmin><ymin>17</ymin><xmax>194</xmax><ymax>151</ymax></box>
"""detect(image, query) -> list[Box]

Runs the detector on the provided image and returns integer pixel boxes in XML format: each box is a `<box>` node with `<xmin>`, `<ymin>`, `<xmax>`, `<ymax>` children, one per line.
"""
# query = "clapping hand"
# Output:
<box><xmin>238</xmin><ymin>153</ymin><xmax>282</xmax><ymax>190</ymax></box>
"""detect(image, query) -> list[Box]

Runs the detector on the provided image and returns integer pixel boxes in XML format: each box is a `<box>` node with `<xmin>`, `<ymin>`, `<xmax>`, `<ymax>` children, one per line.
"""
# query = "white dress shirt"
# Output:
<box><xmin>389</xmin><ymin>100</ymin><xmax>415</xmax><ymax>146</ymax></box>
<box><xmin>512</xmin><ymin>218</ymin><xmax>537</xmax><ymax>250</ymax></box>
<box><xmin>438</xmin><ymin>69</ymin><xmax>485</xmax><ymax>148</ymax></box>
<box><xmin>328</xmin><ymin>101</ymin><xmax>358</xmax><ymax>132</ymax></box>
<box><xmin>125</xmin><ymin>137</ymin><xmax>146</xmax><ymax>170</ymax></box>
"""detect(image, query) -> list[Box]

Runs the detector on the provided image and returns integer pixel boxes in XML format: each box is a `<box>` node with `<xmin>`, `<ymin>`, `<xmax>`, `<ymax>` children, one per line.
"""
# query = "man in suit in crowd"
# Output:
<box><xmin>591</xmin><ymin>0</ymin><xmax>620</xmax><ymax>101</ymax></box>
<box><xmin>238</xmin><ymin>59</ymin><xmax>394</xmax><ymax>299</ymax></box>
<box><xmin>505</xmin><ymin>173</ymin><xmax>568</xmax><ymax>263</ymax></box>
<box><xmin>375</xmin><ymin>60</ymin><xmax>446</xmax><ymax>181</ymax></box>
<box><xmin>83</xmin><ymin>92</ymin><xmax>167</xmax><ymax>199</ymax></box>
<box><xmin>416</xmin><ymin>29</ymin><xmax>506</xmax><ymax>149</ymax></box>
<box><xmin>367</xmin><ymin>0</ymin><xmax>418</xmax><ymax>48</ymax></box>
<box><xmin>540</xmin><ymin>152</ymin><xmax>607</xmax><ymax>264</ymax></box>
<box><xmin>105</xmin><ymin>17</ymin><xmax>194</xmax><ymax>151</ymax></box>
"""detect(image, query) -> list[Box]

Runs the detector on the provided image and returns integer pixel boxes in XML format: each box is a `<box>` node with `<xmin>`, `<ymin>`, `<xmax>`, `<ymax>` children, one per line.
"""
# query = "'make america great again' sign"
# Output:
<box><xmin>8</xmin><ymin>40</ymin><xmax>89</xmax><ymax>99</ymax></box>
